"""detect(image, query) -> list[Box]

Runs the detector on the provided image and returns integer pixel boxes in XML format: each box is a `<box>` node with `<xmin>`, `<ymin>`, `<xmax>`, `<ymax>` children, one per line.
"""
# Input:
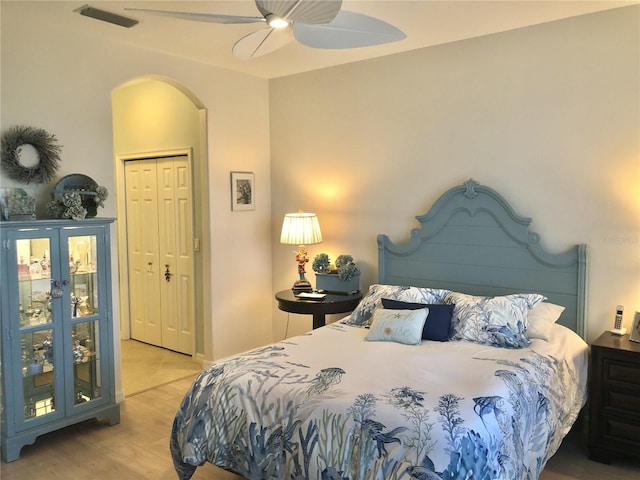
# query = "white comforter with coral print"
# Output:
<box><xmin>170</xmin><ymin>322</ymin><xmax>588</xmax><ymax>480</ymax></box>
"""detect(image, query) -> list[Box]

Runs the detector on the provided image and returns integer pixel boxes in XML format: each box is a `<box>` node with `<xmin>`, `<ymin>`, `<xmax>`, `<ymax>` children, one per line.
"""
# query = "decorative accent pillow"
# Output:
<box><xmin>365</xmin><ymin>308</ymin><xmax>428</xmax><ymax>345</ymax></box>
<box><xmin>527</xmin><ymin>302</ymin><xmax>565</xmax><ymax>341</ymax></box>
<box><xmin>381</xmin><ymin>298</ymin><xmax>454</xmax><ymax>342</ymax></box>
<box><xmin>445</xmin><ymin>292</ymin><xmax>546</xmax><ymax>348</ymax></box>
<box><xmin>342</xmin><ymin>284</ymin><xmax>450</xmax><ymax>327</ymax></box>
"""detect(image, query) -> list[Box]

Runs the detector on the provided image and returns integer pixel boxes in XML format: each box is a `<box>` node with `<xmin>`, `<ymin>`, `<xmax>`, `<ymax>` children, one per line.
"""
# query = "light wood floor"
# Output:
<box><xmin>0</xmin><ymin>376</ymin><xmax>237</xmax><ymax>480</ymax></box>
<box><xmin>120</xmin><ymin>339</ymin><xmax>204</xmax><ymax>397</ymax></box>
<box><xmin>2</xmin><ymin>374</ymin><xmax>639</xmax><ymax>479</ymax></box>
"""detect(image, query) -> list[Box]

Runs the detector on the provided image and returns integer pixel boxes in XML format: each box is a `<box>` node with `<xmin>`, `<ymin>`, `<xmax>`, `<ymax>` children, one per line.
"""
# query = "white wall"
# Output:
<box><xmin>270</xmin><ymin>6</ymin><xmax>640</xmax><ymax>342</ymax></box>
<box><xmin>1</xmin><ymin>1</ymin><xmax>274</xmax><ymax>378</ymax></box>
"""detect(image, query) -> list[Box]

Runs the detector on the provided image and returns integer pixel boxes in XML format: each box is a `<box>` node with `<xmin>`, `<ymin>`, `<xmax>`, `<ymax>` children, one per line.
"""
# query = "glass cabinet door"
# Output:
<box><xmin>68</xmin><ymin>234</ymin><xmax>99</xmax><ymax>319</ymax></box>
<box><xmin>71</xmin><ymin>321</ymin><xmax>102</xmax><ymax>404</ymax></box>
<box><xmin>65</xmin><ymin>232</ymin><xmax>108</xmax><ymax>410</ymax></box>
<box><xmin>14</xmin><ymin>236</ymin><xmax>61</xmax><ymax>424</ymax></box>
<box><xmin>16</xmin><ymin>237</ymin><xmax>53</xmax><ymax>329</ymax></box>
<box><xmin>11</xmin><ymin>231</ymin><xmax>109</xmax><ymax>423</ymax></box>
<box><xmin>22</xmin><ymin>329</ymin><xmax>55</xmax><ymax>419</ymax></box>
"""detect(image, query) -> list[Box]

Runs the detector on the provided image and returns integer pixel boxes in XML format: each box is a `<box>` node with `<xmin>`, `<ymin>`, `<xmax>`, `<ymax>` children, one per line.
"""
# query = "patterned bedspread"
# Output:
<box><xmin>170</xmin><ymin>321</ymin><xmax>588</xmax><ymax>480</ymax></box>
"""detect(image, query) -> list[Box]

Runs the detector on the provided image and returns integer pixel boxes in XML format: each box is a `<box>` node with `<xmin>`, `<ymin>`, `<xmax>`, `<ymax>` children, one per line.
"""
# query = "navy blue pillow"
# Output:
<box><xmin>381</xmin><ymin>298</ymin><xmax>453</xmax><ymax>342</ymax></box>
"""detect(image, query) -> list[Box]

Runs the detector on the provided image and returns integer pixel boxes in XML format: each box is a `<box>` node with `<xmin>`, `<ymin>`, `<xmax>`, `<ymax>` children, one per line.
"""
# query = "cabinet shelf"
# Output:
<box><xmin>18</xmin><ymin>322</ymin><xmax>54</xmax><ymax>333</ymax></box>
<box><xmin>22</xmin><ymin>365</ymin><xmax>55</xmax><ymax>379</ymax></box>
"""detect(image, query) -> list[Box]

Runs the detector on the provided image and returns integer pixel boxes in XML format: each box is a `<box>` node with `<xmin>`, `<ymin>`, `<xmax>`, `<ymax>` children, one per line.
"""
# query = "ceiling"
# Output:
<box><xmin>16</xmin><ymin>1</ymin><xmax>638</xmax><ymax>79</ymax></box>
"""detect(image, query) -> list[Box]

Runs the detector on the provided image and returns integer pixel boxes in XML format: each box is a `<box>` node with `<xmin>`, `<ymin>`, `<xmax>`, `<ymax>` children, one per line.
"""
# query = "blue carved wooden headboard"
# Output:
<box><xmin>377</xmin><ymin>179</ymin><xmax>588</xmax><ymax>338</ymax></box>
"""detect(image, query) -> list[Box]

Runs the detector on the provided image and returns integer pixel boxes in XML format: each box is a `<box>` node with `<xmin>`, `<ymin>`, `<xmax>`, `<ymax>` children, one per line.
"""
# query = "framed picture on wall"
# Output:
<box><xmin>630</xmin><ymin>311</ymin><xmax>640</xmax><ymax>343</ymax></box>
<box><xmin>230</xmin><ymin>171</ymin><xmax>255</xmax><ymax>211</ymax></box>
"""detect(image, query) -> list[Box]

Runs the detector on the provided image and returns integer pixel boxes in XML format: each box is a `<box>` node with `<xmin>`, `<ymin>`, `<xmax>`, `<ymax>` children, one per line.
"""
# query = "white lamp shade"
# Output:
<box><xmin>280</xmin><ymin>213</ymin><xmax>323</xmax><ymax>245</ymax></box>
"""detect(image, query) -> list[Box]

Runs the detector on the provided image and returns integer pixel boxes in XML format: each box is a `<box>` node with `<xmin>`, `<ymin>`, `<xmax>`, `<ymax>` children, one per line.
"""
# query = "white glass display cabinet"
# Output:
<box><xmin>1</xmin><ymin>218</ymin><xmax>120</xmax><ymax>462</ymax></box>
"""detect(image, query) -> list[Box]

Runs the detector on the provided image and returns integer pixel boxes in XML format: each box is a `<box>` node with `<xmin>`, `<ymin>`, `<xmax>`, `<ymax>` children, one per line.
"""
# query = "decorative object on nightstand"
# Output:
<box><xmin>588</xmin><ymin>331</ymin><xmax>640</xmax><ymax>464</ymax></box>
<box><xmin>312</xmin><ymin>253</ymin><xmax>361</xmax><ymax>294</ymax></box>
<box><xmin>280</xmin><ymin>212</ymin><xmax>322</xmax><ymax>294</ymax></box>
<box><xmin>630</xmin><ymin>311</ymin><xmax>640</xmax><ymax>343</ymax></box>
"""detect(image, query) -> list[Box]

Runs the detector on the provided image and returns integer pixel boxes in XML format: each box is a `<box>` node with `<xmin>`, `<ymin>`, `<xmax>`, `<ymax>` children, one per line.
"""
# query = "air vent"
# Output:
<box><xmin>75</xmin><ymin>4</ymin><xmax>138</xmax><ymax>28</ymax></box>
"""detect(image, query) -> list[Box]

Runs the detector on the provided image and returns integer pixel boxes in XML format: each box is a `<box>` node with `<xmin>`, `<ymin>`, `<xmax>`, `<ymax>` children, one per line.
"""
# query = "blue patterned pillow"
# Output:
<box><xmin>445</xmin><ymin>292</ymin><xmax>546</xmax><ymax>348</ymax></box>
<box><xmin>365</xmin><ymin>308</ymin><xmax>428</xmax><ymax>345</ymax></box>
<box><xmin>342</xmin><ymin>284</ymin><xmax>450</xmax><ymax>327</ymax></box>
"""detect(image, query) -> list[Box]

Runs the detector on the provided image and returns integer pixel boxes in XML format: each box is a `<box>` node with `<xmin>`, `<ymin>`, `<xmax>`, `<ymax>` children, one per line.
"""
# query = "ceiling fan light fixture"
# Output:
<box><xmin>266</xmin><ymin>14</ymin><xmax>289</xmax><ymax>29</ymax></box>
<box><xmin>127</xmin><ymin>0</ymin><xmax>404</xmax><ymax>59</ymax></box>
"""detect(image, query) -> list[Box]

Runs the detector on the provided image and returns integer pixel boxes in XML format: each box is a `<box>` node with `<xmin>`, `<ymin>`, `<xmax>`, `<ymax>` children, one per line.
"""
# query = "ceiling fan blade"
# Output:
<box><xmin>233</xmin><ymin>28</ymin><xmax>294</xmax><ymax>60</ymax></box>
<box><xmin>124</xmin><ymin>8</ymin><xmax>265</xmax><ymax>25</ymax></box>
<box><xmin>293</xmin><ymin>10</ymin><xmax>406</xmax><ymax>49</ymax></box>
<box><xmin>256</xmin><ymin>0</ymin><xmax>341</xmax><ymax>24</ymax></box>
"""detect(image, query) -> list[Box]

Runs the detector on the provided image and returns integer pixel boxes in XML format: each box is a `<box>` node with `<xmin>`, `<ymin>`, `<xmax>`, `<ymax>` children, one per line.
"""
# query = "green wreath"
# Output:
<box><xmin>1</xmin><ymin>125</ymin><xmax>62</xmax><ymax>184</ymax></box>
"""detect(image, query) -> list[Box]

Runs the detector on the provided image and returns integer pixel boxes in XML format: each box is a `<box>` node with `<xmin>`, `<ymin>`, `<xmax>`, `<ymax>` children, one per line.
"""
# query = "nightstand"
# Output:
<box><xmin>588</xmin><ymin>331</ymin><xmax>640</xmax><ymax>464</ymax></box>
<box><xmin>275</xmin><ymin>290</ymin><xmax>362</xmax><ymax>329</ymax></box>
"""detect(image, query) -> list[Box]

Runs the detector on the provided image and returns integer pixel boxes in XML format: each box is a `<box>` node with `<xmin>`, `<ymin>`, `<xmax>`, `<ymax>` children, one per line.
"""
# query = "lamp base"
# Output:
<box><xmin>292</xmin><ymin>280</ymin><xmax>313</xmax><ymax>294</ymax></box>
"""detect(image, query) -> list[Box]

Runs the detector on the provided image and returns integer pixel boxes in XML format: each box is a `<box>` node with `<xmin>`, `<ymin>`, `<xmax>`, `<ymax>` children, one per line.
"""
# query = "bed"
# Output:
<box><xmin>170</xmin><ymin>178</ymin><xmax>589</xmax><ymax>480</ymax></box>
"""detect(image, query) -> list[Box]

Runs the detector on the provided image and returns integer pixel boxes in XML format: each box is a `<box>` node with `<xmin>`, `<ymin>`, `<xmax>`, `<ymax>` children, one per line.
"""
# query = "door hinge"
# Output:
<box><xmin>194</xmin><ymin>238</ymin><xmax>200</xmax><ymax>252</ymax></box>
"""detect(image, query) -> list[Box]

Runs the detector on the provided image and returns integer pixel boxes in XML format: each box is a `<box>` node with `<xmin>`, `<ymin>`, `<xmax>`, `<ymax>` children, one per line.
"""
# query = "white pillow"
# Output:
<box><xmin>527</xmin><ymin>302</ymin><xmax>565</xmax><ymax>341</ymax></box>
<box><xmin>365</xmin><ymin>308</ymin><xmax>428</xmax><ymax>345</ymax></box>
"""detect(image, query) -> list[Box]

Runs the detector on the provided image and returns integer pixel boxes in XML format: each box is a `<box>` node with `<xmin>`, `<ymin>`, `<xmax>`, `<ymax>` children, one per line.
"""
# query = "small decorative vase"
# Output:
<box><xmin>28</xmin><ymin>358</ymin><xmax>43</xmax><ymax>375</ymax></box>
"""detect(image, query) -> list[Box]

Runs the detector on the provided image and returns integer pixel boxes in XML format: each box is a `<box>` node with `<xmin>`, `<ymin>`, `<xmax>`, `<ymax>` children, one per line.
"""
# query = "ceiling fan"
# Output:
<box><xmin>125</xmin><ymin>0</ymin><xmax>406</xmax><ymax>60</ymax></box>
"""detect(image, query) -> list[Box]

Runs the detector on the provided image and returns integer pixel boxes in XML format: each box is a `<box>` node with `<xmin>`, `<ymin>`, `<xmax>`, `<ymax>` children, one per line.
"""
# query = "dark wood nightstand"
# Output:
<box><xmin>588</xmin><ymin>331</ymin><xmax>640</xmax><ymax>464</ymax></box>
<box><xmin>275</xmin><ymin>290</ymin><xmax>362</xmax><ymax>329</ymax></box>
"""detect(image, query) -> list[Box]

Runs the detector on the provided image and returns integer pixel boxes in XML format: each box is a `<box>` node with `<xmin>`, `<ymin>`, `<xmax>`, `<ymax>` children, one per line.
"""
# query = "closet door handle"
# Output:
<box><xmin>164</xmin><ymin>265</ymin><xmax>173</xmax><ymax>282</ymax></box>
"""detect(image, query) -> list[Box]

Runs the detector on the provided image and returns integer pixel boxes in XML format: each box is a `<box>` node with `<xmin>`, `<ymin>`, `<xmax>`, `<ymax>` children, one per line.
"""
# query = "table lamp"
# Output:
<box><xmin>280</xmin><ymin>212</ymin><xmax>322</xmax><ymax>293</ymax></box>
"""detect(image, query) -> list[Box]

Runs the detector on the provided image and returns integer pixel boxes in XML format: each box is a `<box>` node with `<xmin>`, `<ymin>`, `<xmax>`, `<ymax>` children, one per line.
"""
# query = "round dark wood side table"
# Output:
<box><xmin>275</xmin><ymin>289</ymin><xmax>363</xmax><ymax>329</ymax></box>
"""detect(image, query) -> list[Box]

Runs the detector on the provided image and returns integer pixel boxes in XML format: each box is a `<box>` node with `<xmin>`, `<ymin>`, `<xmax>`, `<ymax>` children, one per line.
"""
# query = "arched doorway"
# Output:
<box><xmin>111</xmin><ymin>77</ymin><xmax>210</xmax><ymax>396</ymax></box>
